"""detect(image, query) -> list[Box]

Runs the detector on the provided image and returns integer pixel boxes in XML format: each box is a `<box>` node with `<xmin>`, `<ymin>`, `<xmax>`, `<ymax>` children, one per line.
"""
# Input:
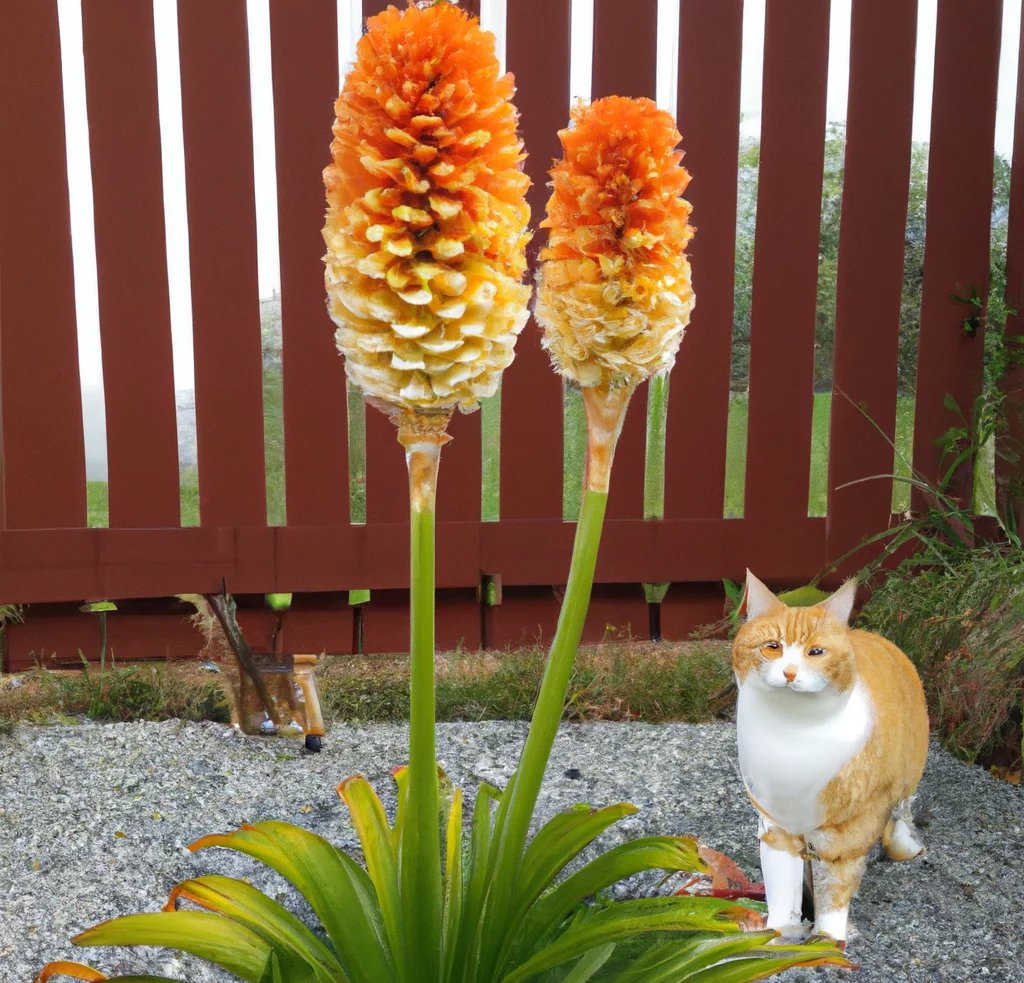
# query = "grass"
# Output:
<box><xmin>1</xmin><ymin>643</ymin><xmax>734</xmax><ymax>734</ymax></box>
<box><xmin>264</xmin><ymin>367</ymin><xmax>287</xmax><ymax>527</ymax></box>
<box><xmin>723</xmin><ymin>394</ymin><xmax>749</xmax><ymax>518</ymax></box>
<box><xmin>84</xmin><ymin>391</ymin><xmax>920</xmax><ymax>526</ymax></box>
<box><xmin>0</xmin><ymin>659</ymin><xmax>230</xmax><ymax>734</ymax></box>
<box><xmin>316</xmin><ymin>641</ymin><xmax>734</xmax><ymax>726</ymax></box>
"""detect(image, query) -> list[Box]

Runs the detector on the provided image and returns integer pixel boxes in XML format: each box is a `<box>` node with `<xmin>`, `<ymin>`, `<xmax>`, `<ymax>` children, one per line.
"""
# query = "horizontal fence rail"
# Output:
<box><xmin>0</xmin><ymin>0</ymin><xmax>1020</xmax><ymax>670</ymax></box>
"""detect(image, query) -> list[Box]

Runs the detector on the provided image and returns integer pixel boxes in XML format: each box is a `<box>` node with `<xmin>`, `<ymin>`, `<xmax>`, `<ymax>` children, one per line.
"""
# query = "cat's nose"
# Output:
<box><xmin>783</xmin><ymin>665</ymin><xmax>797</xmax><ymax>683</ymax></box>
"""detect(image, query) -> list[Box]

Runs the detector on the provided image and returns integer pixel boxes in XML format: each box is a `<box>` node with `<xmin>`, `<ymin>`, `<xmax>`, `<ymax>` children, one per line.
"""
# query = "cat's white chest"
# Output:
<box><xmin>736</xmin><ymin>680</ymin><xmax>873</xmax><ymax>834</ymax></box>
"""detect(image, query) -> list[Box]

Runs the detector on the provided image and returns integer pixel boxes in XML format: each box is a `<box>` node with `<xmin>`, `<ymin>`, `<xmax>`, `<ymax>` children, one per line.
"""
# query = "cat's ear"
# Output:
<box><xmin>821</xmin><ymin>578</ymin><xmax>857</xmax><ymax>625</ymax></box>
<box><xmin>743</xmin><ymin>570</ymin><xmax>783</xmax><ymax>621</ymax></box>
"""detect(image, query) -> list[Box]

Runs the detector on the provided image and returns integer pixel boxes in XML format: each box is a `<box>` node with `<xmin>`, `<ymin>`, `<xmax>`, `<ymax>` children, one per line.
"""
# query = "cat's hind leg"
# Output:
<box><xmin>759</xmin><ymin>818</ymin><xmax>807</xmax><ymax>937</ymax></box>
<box><xmin>883</xmin><ymin>797</ymin><xmax>925</xmax><ymax>861</ymax></box>
<box><xmin>808</xmin><ymin>852</ymin><xmax>867</xmax><ymax>948</ymax></box>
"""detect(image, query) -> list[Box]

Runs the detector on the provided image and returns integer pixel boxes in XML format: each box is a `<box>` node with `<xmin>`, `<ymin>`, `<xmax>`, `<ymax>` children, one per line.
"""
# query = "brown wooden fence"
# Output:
<box><xmin>0</xmin><ymin>0</ymin><xmax>1018</xmax><ymax>671</ymax></box>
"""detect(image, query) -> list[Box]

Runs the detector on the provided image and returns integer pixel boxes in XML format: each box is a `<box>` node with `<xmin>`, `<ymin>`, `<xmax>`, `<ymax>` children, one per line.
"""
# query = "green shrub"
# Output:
<box><xmin>859</xmin><ymin>550</ymin><xmax>1024</xmax><ymax>767</ymax></box>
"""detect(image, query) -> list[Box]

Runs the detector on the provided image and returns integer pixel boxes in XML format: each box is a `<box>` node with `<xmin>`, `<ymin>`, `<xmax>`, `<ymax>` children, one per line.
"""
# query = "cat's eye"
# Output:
<box><xmin>762</xmin><ymin>641</ymin><xmax>780</xmax><ymax>650</ymax></box>
<box><xmin>808</xmin><ymin>647</ymin><xmax>826</xmax><ymax>656</ymax></box>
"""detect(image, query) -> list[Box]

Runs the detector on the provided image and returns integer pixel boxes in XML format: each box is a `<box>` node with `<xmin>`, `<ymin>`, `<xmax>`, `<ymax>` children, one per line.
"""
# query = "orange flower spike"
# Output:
<box><xmin>536</xmin><ymin>96</ymin><xmax>695</xmax><ymax>390</ymax></box>
<box><xmin>324</xmin><ymin>0</ymin><xmax>532</xmax><ymax>413</ymax></box>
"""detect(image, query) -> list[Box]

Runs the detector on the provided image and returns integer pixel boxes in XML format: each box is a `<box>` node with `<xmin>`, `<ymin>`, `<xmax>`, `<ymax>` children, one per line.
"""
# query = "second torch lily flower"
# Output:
<box><xmin>536</xmin><ymin>95</ymin><xmax>695</xmax><ymax>492</ymax></box>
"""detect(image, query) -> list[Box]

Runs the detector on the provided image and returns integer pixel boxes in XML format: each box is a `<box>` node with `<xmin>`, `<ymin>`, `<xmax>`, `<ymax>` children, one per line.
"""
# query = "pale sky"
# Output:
<box><xmin>55</xmin><ymin>0</ymin><xmax>1023</xmax><ymax>478</ymax></box>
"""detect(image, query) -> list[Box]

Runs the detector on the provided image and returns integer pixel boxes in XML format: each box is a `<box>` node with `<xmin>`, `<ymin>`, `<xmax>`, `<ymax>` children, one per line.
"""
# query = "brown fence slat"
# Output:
<box><xmin>743</xmin><ymin>0</ymin><xmax>830</xmax><ymax>522</ymax></box>
<box><xmin>591</xmin><ymin>0</ymin><xmax>658</xmax><ymax>522</ymax></box>
<box><xmin>660</xmin><ymin>582</ymin><xmax>727</xmax><ymax>641</ymax></box>
<box><xmin>270</xmin><ymin>0</ymin><xmax>348</xmax><ymax>527</ymax></box>
<box><xmin>667</xmin><ymin>0</ymin><xmax>743</xmax><ymax>519</ymax></box>
<box><xmin>912</xmin><ymin>0</ymin><xmax>1002</xmax><ymax>499</ymax></box>
<box><xmin>0</xmin><ymin>1</ymin><xmax>87</xmax><ymax>529</ymax></box>
<box><xmin>500</xmin><ymin>0</ymin><xmax>570</xmax><ymax>523</ymax></box>
<box><xmin>178</xmin><ymin>0</ymin><xmax>267</xmax><ymax>527</ymax></box>
<box><xmin>825</xmin><ymin>0</ymin><xmax>917</xmax><ymax>569</ymax></box>
<box><xmin>437</xmin><ymin>395</ymin><xmax>483</xmax><ymax>524</ymax></box>
<box><xmin>82</xmin><ymin>0</ymin><xmax>181</xmax><ymax>529</ymax></box>
<box><xmin>364</xmin><ymin>406</ymin><xmax>410</xmax><ymax>523</ymax></box>
<box><xmin>484</xmin><ymin>589</ymin><xmax>560</xmax><ymax>651</ymax></box>
<box><xmin>279</xmin><ymin>595</ymin><xmax>356</xmax><ymax>656</ymax></box>
<box><xmin>361</xmin><ymin>589</ymin><xmax>486</xmax><ymax>653</ymax></box>
<box><xmin>1001</xmin><ymin>8</ymin><xmax>1024</xmax><ymax>533</ymax></box>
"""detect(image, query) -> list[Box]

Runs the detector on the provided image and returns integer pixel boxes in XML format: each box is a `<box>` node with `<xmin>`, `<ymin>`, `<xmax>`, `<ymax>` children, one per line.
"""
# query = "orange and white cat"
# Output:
<box><xmin>732</xmin><ymin>570</ymin><xmax>929</xmax><ymax>948</ymax></box>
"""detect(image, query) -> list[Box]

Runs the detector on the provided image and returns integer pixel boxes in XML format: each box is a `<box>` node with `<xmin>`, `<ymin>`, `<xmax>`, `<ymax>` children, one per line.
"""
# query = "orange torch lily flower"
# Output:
<box><xmin>536</xmin><ymin>96</ymin><xmax>695</xmax><ymax>392</ymax></box>
<box><xmin>323</xmin><ymin>0</ymin><xmax>532</xmax><ymax>415</ymax></box>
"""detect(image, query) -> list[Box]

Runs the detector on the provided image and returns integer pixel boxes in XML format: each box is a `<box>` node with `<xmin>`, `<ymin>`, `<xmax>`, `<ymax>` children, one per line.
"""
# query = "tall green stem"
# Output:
<box><xmin>398</xmin><ymin>416</ymin><xmax>448</xmax><ymax>983</ymax></box>
<box><xmin>482</xmin><ymin>383</ymin><xmax>632</xmax><ymax>975</ymax></box>
<box><xmin>501</xmin><ymin>485</ymin><xmax>608</xmax><ymax>841</ymax></box>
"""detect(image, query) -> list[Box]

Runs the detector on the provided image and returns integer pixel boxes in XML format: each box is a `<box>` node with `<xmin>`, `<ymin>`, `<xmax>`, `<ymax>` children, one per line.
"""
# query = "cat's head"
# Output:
<box><xmin>732</xmin><ymin>571</ymin><xmax>858</xmax><ymax>695</ymax></box>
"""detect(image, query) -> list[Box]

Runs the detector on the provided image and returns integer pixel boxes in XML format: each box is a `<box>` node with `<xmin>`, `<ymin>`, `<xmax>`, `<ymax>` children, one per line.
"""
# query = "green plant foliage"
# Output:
<box><xmin>33</xmin><ymin>658</ymin><xmax>230</xmax><ymax>724</ymax></box>
<box><xmin>858</xmin><ymin>549</ymin><xmax>1024</xmax><ymax>768</ymax></box>
<box><xmin>323</xmin><ymin>644</ymin><xmax>734</xmax><ymax>726</ymax></box>
<box><xmin>41</xmin><ymin>809</ymin><xmax>848</xmax><ymax>983</ymax></box>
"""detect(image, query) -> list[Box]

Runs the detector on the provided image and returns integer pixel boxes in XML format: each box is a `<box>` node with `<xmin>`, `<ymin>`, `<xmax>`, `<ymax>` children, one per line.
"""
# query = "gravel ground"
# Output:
<box><xmin>1</xmin><ymin>719</ymin><xmax>1022</xmax><ymax>983</ymax></box>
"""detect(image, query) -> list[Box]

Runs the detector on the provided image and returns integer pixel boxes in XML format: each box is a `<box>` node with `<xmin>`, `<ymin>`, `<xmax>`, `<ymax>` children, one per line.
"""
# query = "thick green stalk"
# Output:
<box><xmin>503</xmin><ymin>485</ymin><xmax>608</xmax><ymax>841</ymax></box>
<box><xmin>481</xmin><ymin>383</ymin><xmax>631</xmax><ymax>977</ymax></box>
<box><xmin>399</xmin><ymin>425</ymin><xmax>446</xmax><ymax>983</ymax></box>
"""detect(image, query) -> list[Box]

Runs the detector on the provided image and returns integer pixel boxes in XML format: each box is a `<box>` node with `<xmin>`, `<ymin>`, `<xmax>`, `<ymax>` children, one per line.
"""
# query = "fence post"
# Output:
<box><xmin>825</xmin><ymin>0</ymin><xmax>916</xmax><ymax>577</ymax></box>
<box><xmin>911</xmin><ymin>0</ymin><xmax>1002</xmax><ymax>510</ymax></box>
<box><xmin>0</xmin><ymin>0</ymin><xmax>87</xmax><ymax>529</ymax></box>
<box><xmin>743</xmin><ymin>0</ymin><xmax>830</xmax><ymax>525</ymax></box>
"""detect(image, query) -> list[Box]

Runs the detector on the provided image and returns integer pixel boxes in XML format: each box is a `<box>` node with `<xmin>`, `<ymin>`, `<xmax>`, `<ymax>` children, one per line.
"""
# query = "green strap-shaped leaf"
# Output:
<box><xmin>189</xmin><ymin>822</ymin><xmax>395</xmax><ymax>983</ymax></box>
<box><xmin>497</xmin><ymin>897</ymin><xmax>759</xmax><ymax>983</ymax></box>
<box><xmin>678</xmin><ymin>942</ymin><xmax>851</xmax><ymax>983</ymax></box>
<box><xmin>563</xmin><ymin>943</ymin><xmax>616</xmax><ymax>983</ymax></box>
<box><xmin>484</xmin><ymin>769</ymin><xmax>518</xmax><ymax>876</ymax></box>
<box><xmin>505</xmin><ymin>836</ymin><xmax>705</xmax><ymax>969</ymax></box>
<box><xmin>338</xmin><ymin>776</ymin><xmax>407</xmax><ymax>982</ymax></box>
<box><xmin>258</xmin><ymin>952</ymin><xmax>284</xmax><ymax>983</ymax></box>
<box><xmin>446</xmin><ymin>782</ymin><xmax>501</xmax><ymax>983</ymax></box>
<box><xmin>390</xmin><ymin>766</ymin><xmax>409</xmax><ymax>853</ymax></box>
<box><xmin>516</xmin><ymin>803</ymin><xmax>638</xmax><ymax>909</ymax></box>
<box><xmin>496</xmin><ymin>802</ymin><xmax>639</xmax><ymax>967</ymax></box>
<box><xmin>602</xmin><ymin>932</ymin><xmax>778</xmax><ymax>983</ymax></box>
<box><xmin>167</xmin><ymin>875</ymin><xmax>346</xmax><ymax>982</ymax></box>
<box><xmin>442</xmin><ymin>786</ymin><xmax>464</xmax><ymax>975</ymax></box>
<box><xmin>73</xmin><ymin>911</ymin><xmax>273</xmax><ymax>983</ymax></box>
